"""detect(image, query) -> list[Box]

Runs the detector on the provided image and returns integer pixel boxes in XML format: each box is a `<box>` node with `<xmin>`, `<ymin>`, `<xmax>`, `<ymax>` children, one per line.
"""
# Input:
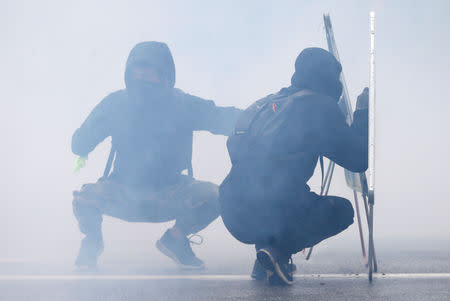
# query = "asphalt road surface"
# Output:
<box><xmin>0</xmin><ymin>274</ymin><xmax>449</xmax><ymax>301</ymax></box>
<box><xmin>1</xmin><ymin>246</ymin><xmax>449</xmax><ymax>301</ymax></box>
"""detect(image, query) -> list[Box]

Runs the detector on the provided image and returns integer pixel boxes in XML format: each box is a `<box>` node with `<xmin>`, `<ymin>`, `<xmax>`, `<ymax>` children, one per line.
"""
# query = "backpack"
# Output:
<box><xmin>227</xmin><ymin>89</ymin><xmax>325</xmax><ymax>192</ymax></box>
<box><xmin>227</xmin><ymin>89</ymin><xmax>316</xmax><ymax>164</ymax></box>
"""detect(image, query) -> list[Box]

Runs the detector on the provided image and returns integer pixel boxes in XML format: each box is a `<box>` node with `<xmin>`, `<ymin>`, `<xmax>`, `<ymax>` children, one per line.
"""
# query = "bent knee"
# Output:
<box><xmin>190</xmin><ymin>182</ymin><xmax>219</xmax><ymax>209</ymax></box>
<box><xmin>72</xmin><ymin>194</ymin><xmax>93</xmax><ymax>209</ymax></box>
<box><xmin>72</xmin><ymin>193</ymin><xmax>101</xmax><ymax>217</ymax></box>
<box><xmin>331</xmin><ymin>197</ymin><xmax>354</xmax><ymax>227</ymax></box>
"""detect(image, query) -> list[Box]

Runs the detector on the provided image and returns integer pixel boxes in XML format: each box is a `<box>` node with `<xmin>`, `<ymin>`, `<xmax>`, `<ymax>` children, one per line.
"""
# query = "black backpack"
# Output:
<box><xmin>227</xmin><ymin>89</ymin><xmax>316</xmax><ymax>164</ymax></box>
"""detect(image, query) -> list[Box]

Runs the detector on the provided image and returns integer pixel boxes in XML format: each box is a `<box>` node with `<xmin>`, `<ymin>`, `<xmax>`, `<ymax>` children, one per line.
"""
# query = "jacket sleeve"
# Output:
<box><xmin>314</xmin><ymin>100</ymin><xmax>368</xmax><ymax>172</ymax></box>
<box><xmin>182</xmin><ymin>92</ymin><xmax>242</xmax><ymax>136</ymax></box>
<box><xmin>71</xmin><ymin>94</ymin><xmax>116</xmax><ymax>157</ymax></box>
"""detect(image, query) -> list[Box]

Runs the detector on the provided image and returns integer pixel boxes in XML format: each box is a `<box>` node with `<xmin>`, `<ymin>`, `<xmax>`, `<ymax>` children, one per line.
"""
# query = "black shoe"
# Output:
<box><xmin>251</xmin><ymin>258</ymin><xmax>297</xmax><ymax>280</ymax></box>
<box><xmin>156</xmin><ymin>231</ymin><xmax>205</xmax><ymax>270</ymax></box>
<box><xmin>251</xmin><ymin>259</ymin><xmax>267</xmax><ymax>280</ymax></box>
<box><xmin>257</xmin><ymin>247</ymin><xmax>294</xmax><ymax>285</ymax></box>
<box><xmin>75</xmin><ymin>236</ymin><xmax>103</xmax><ymax>269</ymax></box>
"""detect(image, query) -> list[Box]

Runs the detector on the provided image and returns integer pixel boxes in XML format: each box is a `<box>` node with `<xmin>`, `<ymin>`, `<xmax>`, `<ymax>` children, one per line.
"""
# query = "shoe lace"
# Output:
<box><xmin>188</xmin><ymin>234</ymin><xmax>203</xmax><ymax>245</ymax></box>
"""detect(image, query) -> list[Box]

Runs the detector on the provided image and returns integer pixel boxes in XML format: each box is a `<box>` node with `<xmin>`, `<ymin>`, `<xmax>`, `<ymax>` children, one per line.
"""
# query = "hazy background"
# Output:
<box><xmin>1</xmin><ymin>0</ymin><xmax>449</xmax><ymax>271</ymax></box>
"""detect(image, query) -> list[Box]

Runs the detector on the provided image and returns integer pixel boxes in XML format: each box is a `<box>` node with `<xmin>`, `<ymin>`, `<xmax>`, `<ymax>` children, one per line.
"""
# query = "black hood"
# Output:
<box><xmin>124</xmin><ymin>41</ymin><xmax>176</xmax><ymax>88</ymax></box>
<box><xmin>290</xmin><ymin>47</ymin><xmax>342</xmax><ymax>100</ymax></box>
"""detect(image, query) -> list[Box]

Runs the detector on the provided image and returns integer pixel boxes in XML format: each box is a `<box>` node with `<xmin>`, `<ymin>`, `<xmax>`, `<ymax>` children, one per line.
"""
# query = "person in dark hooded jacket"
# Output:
<box><xmin>219</xmin><ymin>47</ymin><xmax>368</xmax><ymax>285</ymax></box>
<box><xmin>72</xmin><ymin>41</ymin><xmax>241</xmax><ymax>269</ymax></box>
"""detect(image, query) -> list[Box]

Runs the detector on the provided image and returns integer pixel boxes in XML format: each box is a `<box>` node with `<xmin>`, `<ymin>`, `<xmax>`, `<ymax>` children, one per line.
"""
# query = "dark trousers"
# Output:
<box><xmin>73</xmin><ymin>175</ymin><xmax>220</xmax><ymax>240</ymax></box>
<box><xmin>219</xmin><ymin>191</ymin><xmax>354</xmax><ymax>257</ymax></box>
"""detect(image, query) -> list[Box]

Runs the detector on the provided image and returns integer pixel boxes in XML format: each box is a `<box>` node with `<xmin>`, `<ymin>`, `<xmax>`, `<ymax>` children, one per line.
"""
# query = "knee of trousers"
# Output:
<box><xmin>219</xmin><ymin>199</ymin><xmax>260</xmax><ymax>245</ymax></box>
<box><xmin>189</xmin><ymin>182</ymin><xmax>220</xmax><ymax>212</ymax></box>
<box><xmin>176</xmin><ymin>185</ymin><xmax>220</xmax><ymax>234</ymax></box>
<box><xmin>190</xmin><ymin>186</ymin><xmax>220</xmax><ymax>225</ymax></box>
<box><xmin>333</xmin><ymin>197</ymin><xmax>355</xmax><ymax>229</ymax></box>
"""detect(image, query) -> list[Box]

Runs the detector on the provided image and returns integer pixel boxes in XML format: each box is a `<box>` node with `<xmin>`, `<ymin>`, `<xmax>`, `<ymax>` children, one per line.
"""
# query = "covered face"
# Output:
<box><xmin>124</xmin><ymin>41</ymin><xmax>176</xmax><ymax>103</ymax></box>
<box><xmin>129</xmin><ymin>63</ymin><xmax>167</xmax><ymax>85</ymax></box>
<box><xmin>291</xmin><ymin>47</ymin><xmax>343</xmax><ymax>101</ymax></box>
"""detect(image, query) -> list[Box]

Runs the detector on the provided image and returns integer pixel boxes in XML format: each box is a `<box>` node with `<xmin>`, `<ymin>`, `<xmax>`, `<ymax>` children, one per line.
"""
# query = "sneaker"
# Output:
<box><xmin>251</xmin><ymin>258</ymin><xmax>297</xmax><ymax>281</ymax></box>
<box><xmin>251</xmin><ymin>259</ymin><xmax>267</xmax><ymax>280</ymax></box>
<box><xmin>156</xmin><ymin>230</ymin><xmax>205</xmax><ymax>270</ymax></box>
<box><xmin>75</xmin><ymin>236</ymin><xmax>103</xmax><ymax>269</ymax></box>
<box><xmin>256</xmin><ymin>247</ymin><xmax>294</xmax><ymax>285</ymax></box>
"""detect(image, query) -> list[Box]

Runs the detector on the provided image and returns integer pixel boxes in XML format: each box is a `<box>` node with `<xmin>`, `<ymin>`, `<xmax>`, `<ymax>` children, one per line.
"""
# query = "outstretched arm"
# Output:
<box><xmin>181</xmin><ymin>91</ymin><xmax>242</xmax><ymax>136</ymax></box>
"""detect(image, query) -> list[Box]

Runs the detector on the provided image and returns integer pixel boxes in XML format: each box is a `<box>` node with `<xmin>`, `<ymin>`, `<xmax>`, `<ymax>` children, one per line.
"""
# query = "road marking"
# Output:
<box><xmin>0</xmin><ymin>273</ymin><xmax>449</xmax><ymax>281</ymax></box>
<box><xmin>296</xmin><ymin>273</ymin><xmax>450</xmax><ymax>279</ymax></box>
<box><xmin>0</xmin><ymin>258</ymin><xmax>37</xmax><ymax>263</ymax></box>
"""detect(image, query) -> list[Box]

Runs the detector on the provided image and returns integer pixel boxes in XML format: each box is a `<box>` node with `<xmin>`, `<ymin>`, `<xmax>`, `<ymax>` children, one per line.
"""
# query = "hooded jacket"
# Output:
<box><xmin>72</xmin><ymin>41</ymin><xmax>241</xmax><ymax>187</ymax></box>
<box><xmin>220</xmin><ymin>48</ymin><xmax>368</xmax><ymax>204</ymax></box>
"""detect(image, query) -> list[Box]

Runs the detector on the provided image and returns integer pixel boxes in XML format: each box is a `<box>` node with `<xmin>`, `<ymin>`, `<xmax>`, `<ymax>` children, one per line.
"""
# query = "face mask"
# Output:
<box><xmin>126</xmin><ymin>78</ymin><xmax>168</xmax><ymax>105</ymax></box>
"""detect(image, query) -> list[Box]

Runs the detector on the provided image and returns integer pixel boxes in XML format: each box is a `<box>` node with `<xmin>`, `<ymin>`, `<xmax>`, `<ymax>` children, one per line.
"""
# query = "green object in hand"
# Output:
<box><xmin>73</xmin><ymin>156</ymin><xmax>88</xmax><ymax>173</ymax></box>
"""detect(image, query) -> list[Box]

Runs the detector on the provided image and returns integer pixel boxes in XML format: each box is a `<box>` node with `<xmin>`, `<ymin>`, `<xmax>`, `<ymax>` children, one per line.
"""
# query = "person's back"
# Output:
<box><xmin>219</xmin><ymin>47</ymin><xmax>368</xmax><ymax>285</ymax></box>
<box><xmin>221</xmin><ymin>89</ymin><xmax>367</xmax><ymax>200</ymax></box>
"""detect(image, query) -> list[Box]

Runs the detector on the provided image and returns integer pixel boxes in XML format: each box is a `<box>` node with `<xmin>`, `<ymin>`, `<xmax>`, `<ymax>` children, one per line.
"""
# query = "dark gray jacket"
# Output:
<box><xmin>220</xmin><ymin>48</ymin><xmax>368</xmax><ymax>203</ymax></box>
<box><xmin>72</xmin><ymin>42</ymin><xmax>241</xmax><ymax>187</ymax></box>
<box><xmin>220</xmin><ymin>87</ymin><xmax>368</xmax><ymax>203</ymax></box>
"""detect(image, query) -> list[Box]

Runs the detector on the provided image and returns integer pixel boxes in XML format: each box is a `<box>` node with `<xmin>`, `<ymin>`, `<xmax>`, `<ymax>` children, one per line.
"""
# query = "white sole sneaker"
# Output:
<box><xmin>257</xmin><ymin>248</ymin><xmax>294</xmax><ymax>285</ymax></box>
<box><xmin>156</xmin><ymin>239</ymin><xmax>205</xmax><ymax>270</ymax></box>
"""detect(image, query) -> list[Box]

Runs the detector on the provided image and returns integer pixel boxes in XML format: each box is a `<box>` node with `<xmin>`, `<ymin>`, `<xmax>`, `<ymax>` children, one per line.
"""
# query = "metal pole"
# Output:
<box><xmin>368</xmin><ymin>14</ymin><xmax>376</xmax><ymax>201</ymax></box>
<box><xmin>321</xmin><ymin>161</ymin><xmax>334</xmax><ymax>195</ymax></box>
<box><xmin>362</xmin><ymin>193</ymin><xmax>378</xmax><ymax>271</ymax></box>
<box><xmin>323</xmin><ymin>162</ymin><xmax>335</xmax><ymax>196</ymax></box>
<box><xmin>362</xmin><ymin>193</ymin><xmax>370</xmax><ymax>222</ymax></box>
<box><xmin>368</xmin><ymin>11</ymin><xmax>376</xmax><ymax>283</ymax></box>
<box><xmin>353</xmin><ymin>191</ymin><xmax>367</xmax><ymax>265</ymax></box>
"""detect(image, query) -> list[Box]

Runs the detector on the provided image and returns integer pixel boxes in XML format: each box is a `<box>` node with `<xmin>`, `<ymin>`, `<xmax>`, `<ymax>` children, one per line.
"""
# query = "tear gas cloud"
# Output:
<box><xmin>1</xmin><ymin>0</ymin><xmax>449</xmax><ymax>269</ymax></box>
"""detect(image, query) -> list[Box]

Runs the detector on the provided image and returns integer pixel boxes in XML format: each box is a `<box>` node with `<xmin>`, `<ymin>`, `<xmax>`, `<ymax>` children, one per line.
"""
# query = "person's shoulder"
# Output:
<box><xmin>172</xmin><ymin>88</ymin><xmax>214</xmax><ymax>106</ymax></box>
<box><xmin>252</xmin><ymin>89</ymin><xmax>286</xmax><ymax>106</ymax></box>
<box><xmin>255</xmin><ymin>87</ymin><xmax>303</xmax><ymax>106</ymax></box>
<box><xmin>292</xmin><ymin>91</ymin><xmax>336</xmax><ymax>108</ymax></box>
<box><xmin>97</xmin><ymin>89</ymin><xmax>127</xmax><ymax>108</ymax></box>
<box><xmin>290</xmin><ymin>92</ymin><xmax>343</xmax><ymax>122</ymax></box>
<box><xmin>102</xmin><ymin>89</ymin><xmax>127</xmax><ymax>103</ymax></box>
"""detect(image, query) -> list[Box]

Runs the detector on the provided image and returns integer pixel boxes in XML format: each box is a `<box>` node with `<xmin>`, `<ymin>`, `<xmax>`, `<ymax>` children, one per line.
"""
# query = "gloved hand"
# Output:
<box><xmin>356</xmin><ymin>87</ymin><xmax>369</xmax><ymax>110</ymax></box>
<box><xmin>73</xmin><ymin>156</ymin><xmax>88</xmax><ymax>173</ymax></box>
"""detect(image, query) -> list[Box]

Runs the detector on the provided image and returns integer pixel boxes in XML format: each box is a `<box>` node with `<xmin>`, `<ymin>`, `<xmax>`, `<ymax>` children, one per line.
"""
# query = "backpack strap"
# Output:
<box><xmin>233</xmin><ymin>89</ymin><xmax>316</xmax><ymax>136</ymax></box>
<box><xmin>101</xmin><ymin>144</ymin><xmax>116</xmax><ymax>180</ymax></box>
<box><xmin>233</xmin><ymin>100</ymin><xmax>271</xmax><ymax>136</ymax></box>
<box><xmin>289</xmin><ymin>89</ymin><xmax>317</xmax><ymax>100</ymax></box>
<box><xmin>319</xmin><ymin>155</ymin><xmax>325</xmax><ymax>195</ymax></box>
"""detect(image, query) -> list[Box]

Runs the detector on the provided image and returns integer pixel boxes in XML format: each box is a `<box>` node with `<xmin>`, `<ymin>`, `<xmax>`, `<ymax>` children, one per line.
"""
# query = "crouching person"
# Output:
<box><xmin>72</xmin><ymin>41</ymin><xmax>241</xmax><ymax>270</ymax></box>
<box><xmin>219</xmin><ymin>48</ymin><xmax>368</xmax><ymax>285</ymax></box>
